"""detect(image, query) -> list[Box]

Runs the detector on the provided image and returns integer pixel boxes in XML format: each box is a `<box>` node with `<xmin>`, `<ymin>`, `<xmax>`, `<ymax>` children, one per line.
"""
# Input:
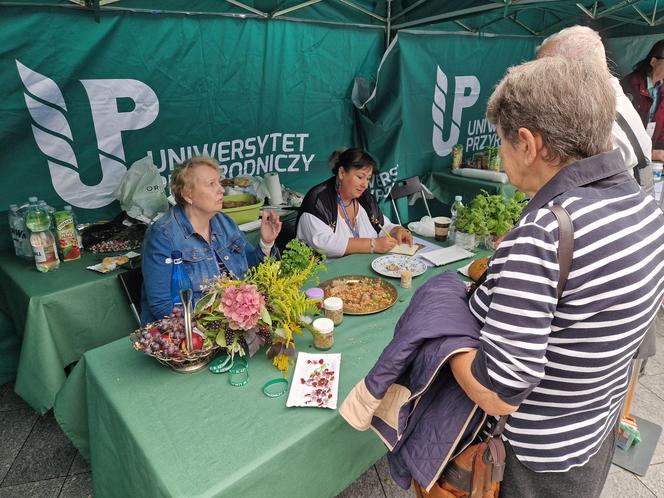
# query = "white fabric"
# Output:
<box><xmin>611</xmin><ymin>76</ymin><xmax>652</xmax><ymax>175</ymax></box>
<box><xmin>297</xmin><ymin>205</ymin><xmax>398</xmax><ymax>258</ymax></box>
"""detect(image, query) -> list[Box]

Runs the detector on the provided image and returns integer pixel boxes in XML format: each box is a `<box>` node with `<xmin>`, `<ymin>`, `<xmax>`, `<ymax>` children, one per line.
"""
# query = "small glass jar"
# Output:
<box><xmin>400</xmin><ymin>269</ymin><xmax>413</xmax><ymax>289</ymax></box>
<box><xmin>323</xmin><ymin>297</ymin><xmax>343</xmax><ymax>325</ymax></box>
<box><xmin>305</xmin><ymin>287</ymin><xmax>325</xmax><ymax>310</ymax></box>
<box><xmin>312</xmin><ymin>317</ymin><xmax>334</xmax><ymax>350</ymax></box>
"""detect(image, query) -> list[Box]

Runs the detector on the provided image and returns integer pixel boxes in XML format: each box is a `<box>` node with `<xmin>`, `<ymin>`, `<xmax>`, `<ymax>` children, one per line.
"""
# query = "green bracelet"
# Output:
<box><xmin>229</xmin><ymin>357</ymin><xmax>249</xmax><ymax>387</ymax></box>
<box><xmin>262</xmin><ymin>378</ymin><xmax>289</xmax><ymax>398</ymax></box>
<box><xmin>209</xmin><ymin>354</ymin><xmax>233</xmax><ymax>374</ymax></box>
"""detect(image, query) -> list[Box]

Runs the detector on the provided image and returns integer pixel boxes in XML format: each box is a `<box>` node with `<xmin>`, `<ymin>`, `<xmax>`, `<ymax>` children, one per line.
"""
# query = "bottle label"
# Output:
<box><xmin>33</xmin><ymin>243</ymin><xmax>58</xmax><ymax>263</ymax></box>
<box><xmin>33</xmin><ymin>245</ymin><xmax>47</xmax><ymax>263</ymax></box>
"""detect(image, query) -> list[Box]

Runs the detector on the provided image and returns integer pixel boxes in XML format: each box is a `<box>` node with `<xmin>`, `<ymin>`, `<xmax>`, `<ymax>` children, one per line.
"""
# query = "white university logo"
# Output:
<box><xmin>16</xmin><ymin>60</ymin><xmax>159</xmax><ymax>208</ymax></box>
<box><xmin>431</xmin><ymin>65</ymin><xmax>480</xmax><ymax>157</ymax></box>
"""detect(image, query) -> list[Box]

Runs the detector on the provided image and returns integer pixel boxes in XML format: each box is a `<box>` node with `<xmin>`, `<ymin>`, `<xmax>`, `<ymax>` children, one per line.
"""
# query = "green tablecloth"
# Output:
<box><xmin>424</xmin><ymin>170</ymin><xmax>517</xmax><ymax>216</ymax></box>
<box><xmin>0</xmin><ymin>309</ymin><xmax>18</xmax><ymax>385</ymax></box>
<box><xmin>53</xmin><ymin>250</ymin><xmax>487</xmax><ymax>498</ymax></box>
<box><xmin>0</xmin><ymin>251</ymin><xmax>135</xmax><ymax>413</ymax></box>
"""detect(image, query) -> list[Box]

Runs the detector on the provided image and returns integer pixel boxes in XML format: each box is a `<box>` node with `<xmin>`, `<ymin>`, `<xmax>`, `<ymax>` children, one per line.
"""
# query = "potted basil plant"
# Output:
<box><xmin>453</xmin><ymin>203</ymin><xmax>488</xmax><ymax>251</ymax></box>
<box><xmin>478</xmin><ymin>191</ymin><xmax>527</xmax><ymax>250</ymax></box>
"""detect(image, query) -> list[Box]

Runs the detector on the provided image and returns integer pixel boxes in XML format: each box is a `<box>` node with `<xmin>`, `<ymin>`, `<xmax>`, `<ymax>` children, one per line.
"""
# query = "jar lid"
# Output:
<box><xmin>305</xmin><ymin>287</ymin><xmax>325</xmax><ymax>300</ymax></box>
<box><xmin>312</xmin><ymin>317</ymin><xmax>334</xmax><ymax>334</ymax></box>
<box><xmin>323</xmin><ymin>297</ymin><xmax>343</xmax><ymax>311</ymax></box>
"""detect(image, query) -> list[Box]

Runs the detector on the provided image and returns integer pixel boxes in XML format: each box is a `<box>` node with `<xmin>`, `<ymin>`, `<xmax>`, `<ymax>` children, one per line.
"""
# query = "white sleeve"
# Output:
<box><xmin>613</xmin><ymin>83</ymin><xmax>652</xmax><ymax>174</ymax></box>
<box><xmin>380</xmin><ymin>214</ymin><xmax>400</xmax><ymax>237</ymax></box>
<box><xmin>296</xmin><ymin>213</ymin><xmax>348</xmax><ymax>258</ymax></box>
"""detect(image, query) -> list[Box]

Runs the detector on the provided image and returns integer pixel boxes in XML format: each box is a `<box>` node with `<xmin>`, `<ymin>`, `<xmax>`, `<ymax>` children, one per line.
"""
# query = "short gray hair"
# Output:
<box><xmin>487</xmin><ymin>57</ymin><xmax>615</xmax><ymax>164</ymax></box>
<box><xmin>537</xmin><ymin>25</ymin><xmax>610</xmax><ymax>76</ymax></box>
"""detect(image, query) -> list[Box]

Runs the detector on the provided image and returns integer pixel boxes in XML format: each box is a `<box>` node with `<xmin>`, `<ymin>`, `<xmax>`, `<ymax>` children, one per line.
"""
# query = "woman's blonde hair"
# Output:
<box><xmin>170</xmin><ymin>156</ymin><xmax>220</xmax><ymax>205</ymax></box>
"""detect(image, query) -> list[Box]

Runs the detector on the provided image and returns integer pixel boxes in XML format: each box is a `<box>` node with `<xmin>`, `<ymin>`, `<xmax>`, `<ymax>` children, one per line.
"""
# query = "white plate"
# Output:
<box><xmin>286</xmin><ymin>352</ymin><xmax>341</xmax><ymax>410</ymax></box>
<box><xmin>371</xmin><ymin>255</ymin><xmax>427</xmax><ymax>278</ymax></box>
<box><xmin>457</xmin><ymin>262</ymin><xmax>471</xmax><ymax>278</ymax></box>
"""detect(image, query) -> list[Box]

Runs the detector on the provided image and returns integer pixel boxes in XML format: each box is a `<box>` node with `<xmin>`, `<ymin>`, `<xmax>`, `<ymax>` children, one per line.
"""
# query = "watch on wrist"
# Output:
<box><xmin>369</xmin><ymin>238</ymin><xmax>376</xmax><ymax>254</ymax></box>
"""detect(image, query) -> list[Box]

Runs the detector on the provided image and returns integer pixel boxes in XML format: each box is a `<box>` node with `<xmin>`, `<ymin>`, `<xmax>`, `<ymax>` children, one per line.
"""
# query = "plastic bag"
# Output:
<box><xmin>408</xmin><ymin>216</ymin><xmax>435</xmax><ymax>237</ymax></box>
<box><xmin>113</xmin><ymin>156</ymin><xmax>169</xmax><ymax>222</ymax></box>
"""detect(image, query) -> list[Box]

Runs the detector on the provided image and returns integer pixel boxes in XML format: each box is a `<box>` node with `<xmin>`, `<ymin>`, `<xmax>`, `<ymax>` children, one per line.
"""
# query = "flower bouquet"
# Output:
<box><xmin>193</xmin><ymin>240</ymin><xmax>326</xmax><ymax>375</ymax></box>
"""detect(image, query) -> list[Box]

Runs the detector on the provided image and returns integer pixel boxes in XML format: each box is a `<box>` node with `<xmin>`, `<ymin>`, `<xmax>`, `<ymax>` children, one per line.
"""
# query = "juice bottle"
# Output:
<box><xmin>25</xmin><ymin>207</ymin><xmax>60</xmax><ymax>272</ymax></box>
<box><xmin>54</xmin><ymin>210</ymin><xmax>81</xmax><ymax>261</ymax></box>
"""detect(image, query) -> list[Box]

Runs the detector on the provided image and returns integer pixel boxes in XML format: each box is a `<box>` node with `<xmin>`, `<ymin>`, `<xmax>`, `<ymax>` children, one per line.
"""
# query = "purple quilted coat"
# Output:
<box><xmin>340</xmin><ymin>272</ymin><xmax>486</xmax><ymax>491</ymax></box>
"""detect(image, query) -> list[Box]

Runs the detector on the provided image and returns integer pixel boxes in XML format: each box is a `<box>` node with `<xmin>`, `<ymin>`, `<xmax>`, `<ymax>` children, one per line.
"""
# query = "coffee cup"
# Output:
<box><xmin>433</xmin><ymin>216</ymin><xmax>451</xmax><ymax>241</ymax></box>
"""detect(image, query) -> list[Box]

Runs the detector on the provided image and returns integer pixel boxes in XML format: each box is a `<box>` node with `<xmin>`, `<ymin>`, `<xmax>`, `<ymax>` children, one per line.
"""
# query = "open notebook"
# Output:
<box><xmin>419</xmin><ymin>245</ymin><xmax>474</xmax><ymax>267</ymax></box>
<box><xmin>389</xmin><ymin>243</ymin><xmax>424</xmax><ymax>256</ymax></box>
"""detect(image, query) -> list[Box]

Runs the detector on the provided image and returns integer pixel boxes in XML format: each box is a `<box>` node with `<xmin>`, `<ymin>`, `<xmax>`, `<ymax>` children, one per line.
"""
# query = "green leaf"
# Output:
<box><xmin>195</xmin><ymin>292</ymin><xmax>215</xmax><ymax>313</ymax></box>
<box><xmin>261</xmin><ymin>306</ymin><xmax>272</xmax><ymax>326</ymax></box>
<box><xmin>216</xmin><ymin>331</ymin><xmax>227</xmax><ymax>348</ymax></box>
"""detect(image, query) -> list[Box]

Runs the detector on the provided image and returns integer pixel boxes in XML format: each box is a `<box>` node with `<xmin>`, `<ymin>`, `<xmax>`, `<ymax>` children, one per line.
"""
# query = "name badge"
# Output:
<box><xmin>646</xmin><ymin>121</ymin><xmax>656</xmax><ymax>138</ymax></box>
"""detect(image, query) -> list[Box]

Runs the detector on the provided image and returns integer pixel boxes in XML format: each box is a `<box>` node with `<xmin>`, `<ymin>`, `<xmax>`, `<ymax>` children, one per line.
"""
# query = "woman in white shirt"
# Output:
<box><xmin>296</xmin><ymin>148</ymin><xmax>412</xmax><ymax>257</ymax></box>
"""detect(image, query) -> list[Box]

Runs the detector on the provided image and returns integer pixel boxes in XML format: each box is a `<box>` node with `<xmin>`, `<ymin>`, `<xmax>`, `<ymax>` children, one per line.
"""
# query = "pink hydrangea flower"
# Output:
<box><xmin>219</xmin><ymin>283</ymin><xmax>265</xmax><ymax>331</ymax></box>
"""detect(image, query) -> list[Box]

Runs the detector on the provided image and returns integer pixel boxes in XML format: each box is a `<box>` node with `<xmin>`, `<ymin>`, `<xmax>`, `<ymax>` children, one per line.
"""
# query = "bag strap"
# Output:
<box><xmin>549</xmin><ymin>204</ymin><xmax>574</xmax><ymax>299</ymax></box>
<box><xmin>491</xmin><ymin>204</ymin><xmax>574</xmax><ymax>437</ymax></box>
<box><xmin>616</xmin><ymin>111</ymin><xmax>649</xmax><ymax>184</ymax></box>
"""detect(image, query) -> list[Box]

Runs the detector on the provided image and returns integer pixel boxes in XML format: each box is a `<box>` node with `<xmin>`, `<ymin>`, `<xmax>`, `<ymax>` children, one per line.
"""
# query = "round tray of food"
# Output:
<box><xmin>318</xmin><ymin>275</ymin><xmax>398</xmax><ymax>315</ymax></box>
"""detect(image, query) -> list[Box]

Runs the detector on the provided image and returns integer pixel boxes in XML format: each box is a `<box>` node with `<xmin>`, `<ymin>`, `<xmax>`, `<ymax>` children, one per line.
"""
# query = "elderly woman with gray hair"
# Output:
<box><xmin>448</xmin><ymin>57</ymin><xmax>664</xmax><ymax>496</ymax></box>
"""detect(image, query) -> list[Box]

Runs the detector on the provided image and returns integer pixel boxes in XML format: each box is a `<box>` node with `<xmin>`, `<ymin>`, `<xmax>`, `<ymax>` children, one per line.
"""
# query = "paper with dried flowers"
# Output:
<box><xmin>287</xmin><ymin>352</ymin><xmax>341</xmax><ymax>410</ymax></box>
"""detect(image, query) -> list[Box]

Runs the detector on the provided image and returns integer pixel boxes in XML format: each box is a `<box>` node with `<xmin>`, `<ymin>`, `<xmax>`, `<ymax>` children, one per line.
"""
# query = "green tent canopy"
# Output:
<box><xmin>6</xmin><ymin>1</ymin><xmax>664</xmax><ymax>37</ymax></box>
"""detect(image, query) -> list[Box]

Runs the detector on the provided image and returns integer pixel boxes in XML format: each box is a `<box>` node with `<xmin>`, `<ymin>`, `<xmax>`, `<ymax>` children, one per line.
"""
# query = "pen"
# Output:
<box><xmin>378</xmin><ymin>224</ymin><xmax>394</xmax><ymax>239</ymax></box>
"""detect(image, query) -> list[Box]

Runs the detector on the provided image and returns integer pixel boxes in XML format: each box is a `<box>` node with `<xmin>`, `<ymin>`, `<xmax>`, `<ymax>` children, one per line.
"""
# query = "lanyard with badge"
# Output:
<box><xmin>337</xmin><ymin>192</ymin><xmax>359</xmax><ymax>238</ymax></box>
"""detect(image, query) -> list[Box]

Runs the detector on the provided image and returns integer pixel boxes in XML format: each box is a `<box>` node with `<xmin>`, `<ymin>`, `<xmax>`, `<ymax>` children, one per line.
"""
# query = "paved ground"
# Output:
<box><xmin>1</xmin><ymin>308</ymin><xmax>663</xmax><ymax>497</ymax></box>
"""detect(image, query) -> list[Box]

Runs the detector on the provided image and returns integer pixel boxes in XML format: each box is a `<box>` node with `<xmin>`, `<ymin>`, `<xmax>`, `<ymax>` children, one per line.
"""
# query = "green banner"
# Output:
<box><xmin>0</xmin><ymin>6</ymin><xmax>383</xmax><ymax>231</ymax></box>
<box><xmin>355</xmin><ymin>31</ymin><xmax>539</xmax><ymax>203</ymax></box>
<box><xmin>604</xmin><ymin>34</ymin><xmax>663</xmax><ymax>78</ymax></box>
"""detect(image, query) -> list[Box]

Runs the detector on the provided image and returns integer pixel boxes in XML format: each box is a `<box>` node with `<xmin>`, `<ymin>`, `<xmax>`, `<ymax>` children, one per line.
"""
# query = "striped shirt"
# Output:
<box><xmin>469</xmin><ymin>150</ymin><xmax>664</xmax><ymax>472</ymax></box>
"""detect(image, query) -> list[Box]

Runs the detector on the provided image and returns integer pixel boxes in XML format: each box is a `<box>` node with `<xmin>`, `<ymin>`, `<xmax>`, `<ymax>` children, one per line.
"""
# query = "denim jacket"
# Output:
<box><xmin>140</xmin><ymin>205</ymin><xmax>265</xmax><ymax>324</ymax></box>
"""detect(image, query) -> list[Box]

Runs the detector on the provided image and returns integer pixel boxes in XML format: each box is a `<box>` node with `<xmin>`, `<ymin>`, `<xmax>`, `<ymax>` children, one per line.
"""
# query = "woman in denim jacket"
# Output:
<box><xmin>140</xmin><ymin>156</ymin><xmax>282</xmax><ymax>324</ymax></box>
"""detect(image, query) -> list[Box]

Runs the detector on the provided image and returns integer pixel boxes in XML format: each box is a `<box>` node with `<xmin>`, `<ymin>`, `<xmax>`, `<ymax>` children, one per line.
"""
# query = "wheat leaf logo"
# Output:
<box><xmin>431</xmin><ymin>66</ymin><xmax>481</xmax><ymax>158</ymax></box>
<box><xmin>16</xmin><ymin>59</ymin><xmax>127</xmax><ymax>208</ymax></box>
<box><xmin>432</xmin><ymin>65</ymin><xmax>457</xmax><ymax>157</ymax></box>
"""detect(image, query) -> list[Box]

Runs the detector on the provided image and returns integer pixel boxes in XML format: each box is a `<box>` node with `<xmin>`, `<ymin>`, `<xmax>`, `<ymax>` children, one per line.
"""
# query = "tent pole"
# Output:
<box><xmin>391</xmin><ymin>0</ymin><xmax>559</xmax><ymax>31</ymax></box>
<box><xmin>653</xmin><ymin>0</ymin><xmax>659</xmax><ymax>24</ymax></box>
<box><xmin>272</xmin><ymin>0</ymin><xmax>323</xmax><ymax>18</ymax></box>
<box><xmin>508</xmin><ymin>13</ymin><xmax>539</xmax><ymax>35</ymax></box>
<box><xmin>386</xmin><ymin>0</ymin><xmax>392</xmax><ymax>50</ymax></box>
<box><xmin>337</xmin><ymin>0</ymin><xmax>385</xmax><ymax>22</ymax></box>
<box><xmin>632</xmin><ymin>5</ymin><xmax>653</xmax><ymax>25</ymax></box>
<box><xmin>454</xmin><ymin>20</ymin><xmax>475</xmax><ymax>32</ymax></box>
<box><xmin>390</xmin><ymin>0</ymin><xmax>430</xmax><ymax>22</ymax></box>
<box><xmin>593</xmin><ymin>0</ymin><xmax>643</xmax><ymax>20</ymax></box>
<box><xmin>224</xmin><ymin>0</ymin><xmax>267</xmax><ymax>17</ymax></box>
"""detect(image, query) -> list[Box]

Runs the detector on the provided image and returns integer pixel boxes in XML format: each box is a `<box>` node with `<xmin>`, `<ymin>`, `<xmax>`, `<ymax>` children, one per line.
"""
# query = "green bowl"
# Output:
<box><xmin>221</xmin><ymin>194</ymin><xmax>264</xmax><ymax>225</ymax></box>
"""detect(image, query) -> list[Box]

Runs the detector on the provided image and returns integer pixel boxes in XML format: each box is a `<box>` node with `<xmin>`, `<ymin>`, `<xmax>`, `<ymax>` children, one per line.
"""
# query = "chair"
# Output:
<box><xmin>275</xmin><ymin>208</ymin><xmax>299</xmax><ymax>254</ymax></box>
<box><xmin>389</xmin><ymin>176</ymin><xmax>432</xmax><ymax>225</ymax></box>
<box><xmin>118</xmin><ymin>267</ymin><xmax>143</xmax><ymax>325</ymax></box>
